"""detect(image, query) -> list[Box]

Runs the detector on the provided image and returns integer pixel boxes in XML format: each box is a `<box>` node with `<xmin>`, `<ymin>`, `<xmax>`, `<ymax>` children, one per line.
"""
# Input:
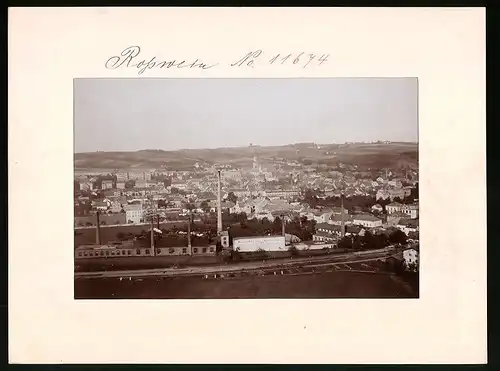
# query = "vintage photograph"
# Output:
<box><xmin>74</xmin><ymin>78</ymin><xmax>419</xmax><ymax>299</ymax></box>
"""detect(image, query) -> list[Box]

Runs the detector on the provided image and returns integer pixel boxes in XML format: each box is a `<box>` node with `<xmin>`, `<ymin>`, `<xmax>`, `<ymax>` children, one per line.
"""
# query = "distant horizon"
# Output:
<box><xmin>74</xmin><ymin>78</ymin><xmax>418</xmax><ymax>153</ymax></box>
<box><xmin>74</xmin><ymin>140</ymin><xmax>418</xmax><ymax>155</ymax></box>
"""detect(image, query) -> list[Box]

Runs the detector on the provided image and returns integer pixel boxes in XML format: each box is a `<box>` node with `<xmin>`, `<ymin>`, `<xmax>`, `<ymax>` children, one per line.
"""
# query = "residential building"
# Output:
<box><xmin>397</xmin><ymin>219</ymin><xmax>419</xmax><ymax>235</ymax></box>
<box><xmin>386</xmin><ymin>202</ymin><xmax>404</xmax><ymax>214</ymax></box>
<box><xmin>128</xmin><ymin>172</ymin><xmax>144</xmax><ymax>180</ymax></box>
<box><xmin>79</xmin><ymin>181</ymin><xmax>93</xmax><ymax>191</ymax></box>
<box><xmin>116</xmin><ymin>182</ymin><xmax>126</xmax><ymax>189</ymax></box>
<box><xmin>328</xmin><ymin>213</ymin><xmax>353</xmax><ymax>226</ymax></box>
<box><xmin>125</xmin><ymin>204</ymin><xmax>144</xmax><ymax>224</ymax></box>
<box><xmin>386</xmin><ymin>212</ymin><xmax>408</xmax><ymax>226</ymax></box>
<box><xmin>313</xmin><ymin>223</ymin><xmax>341</xmax><ymax>242</ymax></box>
<box><xmin>101</xmin><ymin>180</ymin><xmax>113</xmax><ymax>190</ymax></box>
<box><xmin>387</xmin><ymin>202</ymin><xmax>419</xmax><ymax>219</ymax></box>
<box><xmin>352</xmin><ymin>214</ymin><xmax>382</xmax><ymax>228</ymax></box>
<box><xmin>116</xmin><ymin>172</ymin><xmax>129</xmax><ymax>182</ymax></box>
<box><xmin>403</xmin><ymin>246</ymin><xmax>419</xmax><ymax>266</ymax></box>
<box><xmin>371</xmin><ymin>204</ymin><xmax>383</xmax><ymax>213</ymax></box>
<box><xmin>263</xmin><ymin>189</ymin><xmax>300</xmax><ymax>199</ymax></box>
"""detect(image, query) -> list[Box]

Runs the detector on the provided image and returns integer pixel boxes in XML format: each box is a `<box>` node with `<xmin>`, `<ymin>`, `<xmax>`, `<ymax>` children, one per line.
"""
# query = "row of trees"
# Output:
<box><xmin>302</xmin><ymin>188</ymin><xmax>418</xmax><ymax>211</ymax></box>
<box><xmin>337</xmin><ymin>229</ymin><xmax>407</xmax><ymax>251</ymax></box>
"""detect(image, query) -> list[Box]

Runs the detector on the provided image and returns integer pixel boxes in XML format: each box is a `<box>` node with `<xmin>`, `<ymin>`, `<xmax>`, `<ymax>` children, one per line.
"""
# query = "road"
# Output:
<box><xmin>75</xmin><ymin>247</ymin><xmax>397</xmax><ymax>279</ymax></box>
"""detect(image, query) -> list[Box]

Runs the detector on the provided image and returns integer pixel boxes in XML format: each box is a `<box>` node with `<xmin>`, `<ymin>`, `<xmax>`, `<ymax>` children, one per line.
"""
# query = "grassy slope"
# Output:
<box><xmin>74</xmin><ymin>143</ymin><xmax>418</xmax><ymax>170</ymax></box>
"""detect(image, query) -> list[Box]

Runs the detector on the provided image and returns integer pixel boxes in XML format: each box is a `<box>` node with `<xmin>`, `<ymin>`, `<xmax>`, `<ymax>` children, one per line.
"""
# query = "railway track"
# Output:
<box><xmin>75</xmin><ymin>248</ymin><xmax>396</xmax><ymax>280</ymax></box>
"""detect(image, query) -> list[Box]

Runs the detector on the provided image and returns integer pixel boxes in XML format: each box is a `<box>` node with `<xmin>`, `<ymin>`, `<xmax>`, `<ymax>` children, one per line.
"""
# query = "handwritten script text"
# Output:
<box><xmin>105</xmin><ymin>46</ymin><xmax>218</xmax><ymax>75</ymax></box>
<box><xmin>104</xmin><ymin>47</ymin><xmax>329</xmax><ymax>74</ymax></box>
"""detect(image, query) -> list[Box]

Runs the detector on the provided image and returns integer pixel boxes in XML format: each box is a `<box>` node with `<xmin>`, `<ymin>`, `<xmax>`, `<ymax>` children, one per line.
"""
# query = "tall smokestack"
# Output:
<box><xmin>340</xmin><ymin>193</ymin><xmax>345</xmax><ymax>238</ymax></box>
<box><xmin>187</xmin><ymin>212</ymin><xmax>192</xmax><ymax>254</ymax></box>
<box><xmin>95</xmin><ymin>211</ymin><xmax>101</xmax><ymax>245</ymax></box>
<box><xmin>217</xmin><ymin>170</ymin><xmax>222</xmax><ymax>234</ymax></box>
<box><xmin>281</xmin><ymin>214</ymin><xmax>285</xmax><ymax>237</ymax></box>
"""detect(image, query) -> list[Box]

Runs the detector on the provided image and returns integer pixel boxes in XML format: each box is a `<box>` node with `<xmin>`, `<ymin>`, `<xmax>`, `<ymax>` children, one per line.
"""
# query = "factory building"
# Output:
<box><xmin>233</xmin><ymin>236</ymin><xmax>286</xmax><ymax>252</ymax></box>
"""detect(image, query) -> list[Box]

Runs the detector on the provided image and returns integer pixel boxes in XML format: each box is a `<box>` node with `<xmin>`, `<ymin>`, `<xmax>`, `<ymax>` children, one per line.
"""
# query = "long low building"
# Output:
<box><xmin>233</xmin><ymin>236</ymin><xmax>286</xmax><ymax>252</ymax></box>
<box><xmin>75</xmin><ymin>243</ymin><xmax>216</xmax><ymax>260</ymax></box>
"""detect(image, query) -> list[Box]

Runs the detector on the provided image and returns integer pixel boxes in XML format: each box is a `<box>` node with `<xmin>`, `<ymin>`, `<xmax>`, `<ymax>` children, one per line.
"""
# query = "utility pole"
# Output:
<box><xmin>95</xmin><ymin>210</ymin><xmax>101</xmax><ymax>245</ymax></box>
<box><xmin>150</xmin><ymin>218</ymin><xmax>155</xmax><ymax>256</ymax></box>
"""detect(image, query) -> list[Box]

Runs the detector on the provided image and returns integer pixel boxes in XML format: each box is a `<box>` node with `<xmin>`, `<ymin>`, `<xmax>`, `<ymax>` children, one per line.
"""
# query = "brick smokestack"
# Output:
<box><xmin>217</xmin><ymin>170</ymin><xmax>222</xmax><ymax>234</ymax></box>
<box><xmin>281</xmin><ymin>214</ymin><xmax>285</xmax><ymax>237</ymax></box>
<box><xmin>95</xmin><ymin>211</ymin><xmax>101</xmax><ymax>245</ymax></box>
<box><xmin>187</xmin><ymin>211</ymin><xmax>192</xmax><ymax>253</ymax></box>
<box><xmin>340</xmin><ymin>192</ymin><xmax>345</xmax><ymax>238</ymax></box>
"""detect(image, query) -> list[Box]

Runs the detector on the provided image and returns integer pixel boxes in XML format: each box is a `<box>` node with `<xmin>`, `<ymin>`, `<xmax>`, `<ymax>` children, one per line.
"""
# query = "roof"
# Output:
<box><xmin>233</xmin><ymin>236</ymin><xmax>285</xmax><ymax>241</ymax></box>
<box><xmin>404</xmin><ymin>244</ymin><xmax>420</xmax><ymax>252</ymax></box>
<box><xmin>125</xmin><ymin>204</ymin><xmax>143</xmax><ymax>211</ymax></box>
<box><xmin>387</xmin><ymin>202</ymin><xmax>403</xmax><ymax>207</ymax></box>
<box><xmin>315</xmin><ymin>223</ymin><xmax>341</xmax><ymax>232</ymax></box>
<box><xmin>353</xmin><ymin>214</ymin><xmax>381</xmax><ymax>222</ymax></box>
<box><xmin>346</xmin><ymin>225</ymin><xmax>362</xmax><ymax>234</ymax></box>
<box><xmin>398</xmin><ymin>219</ymin><xmax>419</xmax><ymax>228</ymax></box>
<box><xmin>314</xmin><ymin>230</ymin><xmax>339</xmax><ymax>238</ymax></box>
<box><xmin>388</xmin><ymin>212</ymin><xmax>409</xmax><ymax>218</ymax></box>
<box><xmin>198</xmin><ymin>192</ymin><xmax>217</xmax><ymax>200</ymax></box>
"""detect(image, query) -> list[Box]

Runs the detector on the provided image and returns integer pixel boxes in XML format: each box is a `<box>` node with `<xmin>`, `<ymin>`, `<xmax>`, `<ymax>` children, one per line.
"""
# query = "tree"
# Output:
<box><xmin>362</xmin><ymin>231</ymin><xmax>376</xmax><ymax>249</ymax></box>
<box><xmin>389</xmin><ymin>229</ymin><xmax>407</xmax><ymax>245</ymax></box>
<box><xmin>352</xmin><ymin>235</ymin><xmax>363</xmax><ymax>250</ymax></box>
<box><xmin>338</xmin><ymin>236</ymin><xmax>353</xmax><ymax>250</ymax></box>
<box><xmin>227</xmin><ymin>192</ymin><xmax>238</xmax><ymax>204</ymax></box>
<box><xmin>200</xmin><ymin>201</ymin><xmax>210</xmax><ymax>213</ymax></box>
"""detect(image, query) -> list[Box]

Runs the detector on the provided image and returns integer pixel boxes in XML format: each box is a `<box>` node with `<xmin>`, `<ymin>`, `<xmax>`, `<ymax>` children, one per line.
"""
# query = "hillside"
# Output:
<box><xmin>74</xmin><ymin>142</ymin><xmax>418</xmax><ymax>171</ymax></box>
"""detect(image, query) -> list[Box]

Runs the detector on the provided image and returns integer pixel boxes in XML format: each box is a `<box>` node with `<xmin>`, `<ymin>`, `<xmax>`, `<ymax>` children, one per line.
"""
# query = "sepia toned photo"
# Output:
<box><xmin>74</xmin><ymin>78</ymin><xmax>419</xmax><ymax>299</ymax></box>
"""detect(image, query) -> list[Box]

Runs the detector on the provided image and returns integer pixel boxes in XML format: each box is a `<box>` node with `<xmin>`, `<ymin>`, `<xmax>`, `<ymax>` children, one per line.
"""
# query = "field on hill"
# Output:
<box><xmin>74</xmin><ymin>142</ymin><xmax>418</xmax><ymax>170</ymax></box>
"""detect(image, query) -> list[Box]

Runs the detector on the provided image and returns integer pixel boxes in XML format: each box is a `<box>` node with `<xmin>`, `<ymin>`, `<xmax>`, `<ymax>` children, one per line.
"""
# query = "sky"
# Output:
<box><xmin>74</xmin><ymin>78</ymin><xmax>418</xmax><ymax>153</ymax></box>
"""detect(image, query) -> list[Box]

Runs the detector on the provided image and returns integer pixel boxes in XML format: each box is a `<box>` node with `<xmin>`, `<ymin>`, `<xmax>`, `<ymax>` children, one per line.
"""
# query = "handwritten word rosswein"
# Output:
<box><xmin>105</xmin><ymin>46</ymin><xmax>218</xmax><ymax>75</ymax></box>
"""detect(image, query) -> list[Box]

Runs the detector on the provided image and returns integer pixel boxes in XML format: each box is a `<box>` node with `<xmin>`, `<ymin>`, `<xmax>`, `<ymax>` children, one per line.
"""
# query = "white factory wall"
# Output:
<box><xmin>233</xmin><ymin>236</ymin><xmax>286</xmax><ymax>252</ymax></box>
<box><xmin>295</xmin><ymin>243</ymin><xmax>337</xmax><ymax>250</ymax></box>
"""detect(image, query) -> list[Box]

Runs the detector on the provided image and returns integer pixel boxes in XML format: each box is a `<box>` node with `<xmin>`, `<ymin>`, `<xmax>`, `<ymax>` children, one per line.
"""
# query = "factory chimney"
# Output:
<box><xmin>217</xmin><ymin>170</ymin><xmax>223</xmax><ymax>234</ymax></box>
<box><xmin>281</xmin><ymin>214</ymin><xmax>286</xmax><ymax>237</ymax></box>
<box><xmin>340</xmin><ymin>192</ymin><xmax>345</xmax><ymax>238</ymax></box>
<box><xmin>95</xmin><ymin>211</ymin><xmax>101</xmax><ymax>245</ymax></box>
<box><xmin>187</xmin><ymin>211</ymin><xmax>192</xmax><ymax>254</ymax></box>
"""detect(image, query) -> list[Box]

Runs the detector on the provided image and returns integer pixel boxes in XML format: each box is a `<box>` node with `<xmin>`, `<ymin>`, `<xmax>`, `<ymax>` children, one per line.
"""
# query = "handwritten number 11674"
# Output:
<box><xmin>231</xmin><ymin>50</ymin><xmax>329</xmax><ymax>68</ymax></box>
<box><xmin>269</xmin><ymin>53</ymin><xmax>329</xmax><ymax>68</ymax></box>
